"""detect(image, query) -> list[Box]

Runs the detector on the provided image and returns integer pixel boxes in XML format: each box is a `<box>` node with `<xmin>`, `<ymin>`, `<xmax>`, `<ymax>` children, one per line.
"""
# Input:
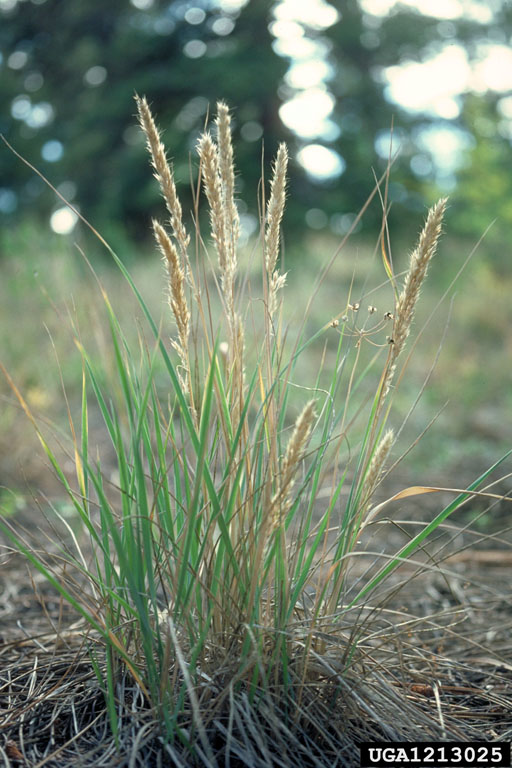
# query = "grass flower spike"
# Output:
<box><xmin>152</xmin><ymin>219</ymin><xmax>190</xmax><ymax>385</ymax></box>
<box><xmin>265</xmin><ymin>143</ymin><xmax>288</xmax><ymax>319</ymax></box>
<box><xmin>382</xmin><ymin>197</ymin><xmax>447</xmax><ymax>397</ymax></box>
<box><xmin>215</xmin><ymin>101</ymin><xmax>240</xmax><ymax>271</ymax></box>
<box><xmin>393</xmin><ymin>197</ymin><xmax>448</xmax><ymax>357</ymax></box>
<box><xmin>360</xmin><ymin>428</ymin><xmax>394</xmax><ymax>516</ymax></box>
<box><xmin>136</xmin><ymin>95</ymin><xmax>190</xmax><ymax>266</ymax></box>
<box><xmin>197</xmin><ymin>129</ymin><xmax>236</xmax><ymax>325</ymax></box>
<box><xmin>271</xmin><ymin>399</ymin><xmax>315</xmax><ymax>526</ymax></box>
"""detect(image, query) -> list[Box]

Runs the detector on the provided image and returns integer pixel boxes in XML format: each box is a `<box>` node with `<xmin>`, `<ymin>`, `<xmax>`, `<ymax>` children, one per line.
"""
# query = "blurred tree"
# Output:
<box><xmin>323</xmin><ymin>3</ymin><xmax>440</xmax><ymax>225</ymax></box>
<box><xmin>1</xmin><ymin>0</ymin><xmax>511</xmax><ymax>250</ymax></box>
<box><xmin>0</xmin><ymin>0</ymin><xmax>291</xmax><ymax>243</ymax></box>
<box><xmin>451</xmin><ymin>93</ymin><xmax>512</xmax><ymax>252</ymax></box>
<box><xmin>288</xmin><ymin>0</ymin><xmax>512</xmax><ymax>240</ymax></box>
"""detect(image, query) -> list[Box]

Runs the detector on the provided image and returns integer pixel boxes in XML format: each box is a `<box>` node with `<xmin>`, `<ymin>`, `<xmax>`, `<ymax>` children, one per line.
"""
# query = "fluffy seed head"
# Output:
<box><xmin>393</xmin><ymin>198</ymin><xmax>447</xmax><ymax>359</ymax></box>
<box><xmin>265</xmin><ymin>143</ymin><xmax>288</xmax><ymax>277</ymax></box>
<box><xmin>136</xmin><ymin>95</ymin><xmax>190</xmax><ymax>264</ymax></box>
<box><xmin>215</xmin><ymin>102</ymin><xmax>240</xmax><ymax>257</ymax></box>
<box><xmin>268</xmin><ymin>271</ymin><xmax>287</xmax><ymax>319</ymax></box>
<box><xmin>271</xmin><ymin>400</ymin><xmax>315</xmax><ymax>526</ymax></box>
<box><xmin>153</xmin><ymin>219</ymin><xmax>190</xmax><ymax>362</ymax></box>
<box><xmin>381</xmin><ymin>198</ymin><xmax>447</xmax><ymax>398</ymax></box>
<box><xmin>197</xmin><ymin>131</ymin><xmax>236</xmax><ymax>317</ymax></box>
<box><xmin>361</xmin><ymin>429</ymin><xmax>394</xmax><ymax>510</ymax></box>
<box><xmin>265</xmin><ymin>144</ymin><xmax>288</xmax><ymax>321</ymax></box>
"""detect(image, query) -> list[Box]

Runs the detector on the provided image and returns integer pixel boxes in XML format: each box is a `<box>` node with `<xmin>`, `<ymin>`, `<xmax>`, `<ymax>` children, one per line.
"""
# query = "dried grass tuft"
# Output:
<box><xmin>8</xmin><ymin>94</ymin><xmax>507</xmax><ymax>768</ymax></box>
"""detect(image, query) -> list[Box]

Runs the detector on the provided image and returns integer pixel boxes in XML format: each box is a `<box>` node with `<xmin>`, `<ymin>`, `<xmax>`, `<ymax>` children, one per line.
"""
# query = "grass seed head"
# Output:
<box><xmin>265</xmin><ymin>143</ymin><xmax>288</xmax><ymax>319</ymax></box>
<box><xmin>271</xmin><ymin>400</ymin><xmax>316</xmax><ymax>526</ymax></box>
<box><xmin>136</xmin><ymin>95</ymin><xmax>190</xmax><ymax>264</ymax></box>
<box><xmin>360</xmin><ymin>428</ymin><xmax>394</xmax><ymax>512</ymax></box>
<box><xmin>197</xmin><ymin>131</ymin><xmax>237</xmax><ymax>321</ymax></box>
<box><xmin>215</xmin><ymin>102</ymin><xmax>240</xmax><ymax>259</ymax></box>
<box><xmin>153</xmin><ymin>219</ymin><xmax>190</xmax><ymax>380</ymax></box>
<box><xmin>393</xmin><ymin>197</ymin><xmax>448</xmax><ymax>359</ymax></box>
<box><xmin>381</xmin><ymin>197</ymin><xmax>447</xmax><ymax>398</ymax></box>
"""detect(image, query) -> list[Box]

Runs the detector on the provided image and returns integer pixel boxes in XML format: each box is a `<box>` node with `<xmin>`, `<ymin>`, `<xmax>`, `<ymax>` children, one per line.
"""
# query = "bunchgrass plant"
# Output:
<box><xmin>2</xmin><ymin>100</ymin><xmax>511</xmax><ymax>758</ymax></box>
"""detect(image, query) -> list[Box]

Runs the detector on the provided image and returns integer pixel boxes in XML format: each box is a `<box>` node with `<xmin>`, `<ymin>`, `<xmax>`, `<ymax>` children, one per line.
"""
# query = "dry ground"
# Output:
<box><xmin>1</xmin><ymin>489</ymin><xmax>512</xmax><ymax>768</ymax></box>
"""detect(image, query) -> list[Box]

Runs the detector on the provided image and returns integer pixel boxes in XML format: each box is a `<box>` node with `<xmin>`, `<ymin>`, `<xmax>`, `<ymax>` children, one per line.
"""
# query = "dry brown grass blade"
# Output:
<box><xmin>365</xmin><ymin>484</ymin><xmax>512</xmax><ymax>528</ymax></box>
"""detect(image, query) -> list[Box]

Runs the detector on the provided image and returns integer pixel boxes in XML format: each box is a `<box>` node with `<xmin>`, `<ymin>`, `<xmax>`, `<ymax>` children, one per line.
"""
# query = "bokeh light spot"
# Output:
<box><xmin>185</xmin><ymin>7</ymin><xmax>206</xmax><ymax>24</ymax></box>
<box><xmin>0</xmin><ymin>188</ymin><xmax>17</xmax><ymax>214</ymax></box>
<box><xmin>26</xmin><ymin>101</ymin><xmax>54</xmax><ymax>128</ymax></box>
<box><xmin>473</xmin><ymin>45</ymin><xmax>512</xmax><ymax>93</ymax></box>
<box><xmin>130</xmin><ymin>0</ymin><xmax>154</xmax><ymax>9</ymax></box>
<box><xmin>410</xmin><ymin>154</ymin><xmax>434</xmax><ymax>177</ymax></box>
<box><xmin>330</xmin><ymin>212</ymin><xmax>361</xmax><ymax>235</ymax></box>
<box><xmin>212</xmin><ymin>16</ymin><xmax>235</xmax><ymax>35</ymax></box>
<box><xmin>50</xmin><ymin>207</ymin><xmax>78</xmax><ymax>234</ymax></box>
<box><xmin>297</xmin><ymin>144</ymin><xmax>345</xmax><ymax>180</ymax></box>
<box><xmin>11</xmin><ymin>96</ymin><xmax>31</xmax><ymax>120</ymax></box>
<box><xmin>215</xmin><ymin>0</ymin><xmax>249</xmax><ymax>10</ymax></box>
<box><xmin>24</xmin><ymin>71</ymin><xmax>44</xmax><ymax>91</ymax></box>
<box><xmin>183</xmin><ymin>40</ymin><xmax>207</xmax><ymax>58</ymax></box>
<box><xmin>274</xmin><ymin>0</ymin><xmax>339</xmax><ymax>30</ymax></box>
<box><xmin>41</xmin><ymin>140</ymin><xmax>64</xmax><ymax>162</ymax></box>
<box><xmin>305</xmin><ymin>208</ymin><xmax>328</xmax><ymax>229</ymax></box>
<box><xmin>285</xmin><ymin>59</ymin><xmax>331</xmax><ymax>90</ymax></box>
<box><xmin>240</xmin><ymin>121</ymin><xmax>263</xmax><ymax>142</ymax></box>
<box><xmin>8</xmin><ymin>50</ymin><xmax>28</xmax><ymax>69</ymax></box>
<box><xmin>57</xmin><ymin>181</ymin><xmax>77</xmax><ymax>201</ymax></box>
<box><xmin>384</xmin><ymin>46</ymin><xmax>468</xmax><ymax>118</ymax></box>
<box><xmin>84</xmin><ymin>65</ymin><xmax>107</xmax><ymax>87</ymax></box>
<box><xmin>239</xmin><ymin>213</ymin><xmax>258</xmax><ymax>244</ymax></box>
<box><xmin>415</xmin><ymin>125</ymin><xmax>474</xmax><ymax>174</ymax></box>
<box><xmin>498</xmin><ymin>95</ymin><xmax>512</xmax><ymax>120</ymax></box>
<box><xmin>360</xmin><ymin>0</ymin><xmax>492</xmax><ymax>23</ymax></box>
<box><xmin>279</xmin><ymin>88</ymin><xmax>335</xmax><ymax>139</ymax></box>
<box><xmin>0</xmin><ymin>0</ymin><xmax>18</xmax><ymax>12</ymax></box>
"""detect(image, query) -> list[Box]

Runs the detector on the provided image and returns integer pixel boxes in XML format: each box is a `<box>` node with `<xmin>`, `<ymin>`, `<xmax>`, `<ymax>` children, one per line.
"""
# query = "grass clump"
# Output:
<box><xmin>2</xmin><ymin>100</ymin><xmax>511</xmax><ymax>764</ymax></box>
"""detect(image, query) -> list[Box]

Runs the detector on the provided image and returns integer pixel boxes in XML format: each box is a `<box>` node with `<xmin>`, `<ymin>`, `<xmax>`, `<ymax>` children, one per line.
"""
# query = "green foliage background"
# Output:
<box><xmin>1</xmin><ymin>0</ymin><xmax>512</xmax><ymax>248</ymax></box>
